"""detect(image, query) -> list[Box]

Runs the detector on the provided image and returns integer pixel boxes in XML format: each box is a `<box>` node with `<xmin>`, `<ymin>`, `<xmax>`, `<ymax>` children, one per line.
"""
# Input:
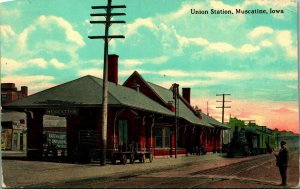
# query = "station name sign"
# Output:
<box><xmin>45</xmin><ymin>108</ymin><xmax>79</xmax><ymax>116</ymax></box>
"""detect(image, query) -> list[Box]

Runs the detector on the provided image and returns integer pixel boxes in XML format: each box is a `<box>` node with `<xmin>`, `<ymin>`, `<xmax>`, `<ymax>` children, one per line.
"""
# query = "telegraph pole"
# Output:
<box><xmin>216</xmin><ymin>94</ymin><xmax>231</xmax><ymax>124</ymax></box>
<box><xmin>172</xmin><ymin>83</ymin><xmax>179</xmax><ymax>158</ymax></box>
<box><xmin>216</xmin><ymin>94</ymin><xmax>231</xmax><ymax>151</ymax></box>
<box><xmin>89</xmin><ymin>0</ymin><xmax>126</xmax><ymax>166</ymax></box>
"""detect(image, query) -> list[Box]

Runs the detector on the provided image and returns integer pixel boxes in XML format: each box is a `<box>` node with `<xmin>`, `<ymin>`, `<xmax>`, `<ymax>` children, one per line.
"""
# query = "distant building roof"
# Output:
<box><xmin>147</xmin><ymin>82</ymin><xmax>213</xmax><ymax>128</ymax></box>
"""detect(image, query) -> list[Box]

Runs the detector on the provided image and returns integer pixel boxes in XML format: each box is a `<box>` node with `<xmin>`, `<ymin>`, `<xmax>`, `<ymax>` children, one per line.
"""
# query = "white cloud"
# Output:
<box><xmin>119</xmin><ymin>69</ymin><xmax>157</xmax><ymax>77</ymax></box>
<box><xmin>164</xmin><ymin>3</ymin><xmax>198</xmax><ymax>21</ymax></box>
<box><xmin>1</xmin><ymin>57</ymin><xmax>25</xmax><ymax>74</ymax></box>
<box><xmin>38</xmin><ymin>15</ymin><xmax>85</xmax><ymax>47</ymax></box>
<box><xmin>239</xmin><ymin>44</ymin><xmax>260</xmax><ymax>53</ymax></box>
<box><xmin>18</xmin><ymin>15</ymin><xmax>85</xmax><ymax>49</ymax></box>
<box><xmin>125</xmin><ymin>17</ymin><xmax>157</xmax><ymax>37</ymax></box>
<box><xmin>1</xmin><ymin>75</ymin><xmax>56</xmax><ymax>94</ymax></box>
<box><xmin>206</xmin><ymin>42</ymin><xmax>235</xmax><ymax>53</ymax></box>
<box><xmin>27</xmin><ymin>58</ymin><xmax>47</xmax><ymax>68</ymax></box>
<box><xmin>144</xmin><ymin>56</ymin><xmax>169</xmax><ymax>64</ymax></box>
<box><xmin>0</xmin><ymin>25</ymin><xmax>16</xmax><ymax>39</ymax></box>
<box><xmin>19</xmin><ymin>25</ymin><xmax>36</xmax><ymax>49</ymax></box>
<box><xmin>78</xmin><ymin>69</ymin><xmax>103</xmax><ymax>77</ymax></box>
<box><xmin>199</xmin><ymin>71</ymin><xmax>253</xmax><ymax>80</ymax></box>
<box><xmin>260</xmin><ymin>40</ymin><xmax>273</xmax><ymax>47</ymax></box>
<box><xmin>248</xmin><ymin>26</ymin><xmax>274</xmax><ymax>39</ymax></box>
<box><xmin>276</xmin><ymin>30</ymin><xmax>297</xmax><ymax>59</ymax></box>
<box><xmin>244</xmin><ymin>0</ymin><xmax>296</xmax><ymax>8</ymax></box>
<box><xmin>273</xmin><ymin>72</ymin><xmax>297</xmax><ymax>80</ymax></box>
<box><xmin>159</xmin><ymin>70</ymin><xmax>189</xmax><ymax>77</ymax></box>
<box><xmin>122</xmin><ymin>59</ymin><xmax>143</xmax><ymax>67</ymax></box>
<box><xmin>50</xmin><ymin>58</ymin><xmax>66</xmax><ymax>69</ymax></box>
<box><xmin>210</xmin><ymin>1</ymin><xmax>242</xmax><ymax>12</ymax></box>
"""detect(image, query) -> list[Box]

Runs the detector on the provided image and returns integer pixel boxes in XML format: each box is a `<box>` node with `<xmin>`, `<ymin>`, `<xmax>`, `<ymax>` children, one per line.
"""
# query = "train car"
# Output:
<box><xmin>228</xmin><ymin>125</ymin><xmax>275</xmax><ymax>157</ymax></box>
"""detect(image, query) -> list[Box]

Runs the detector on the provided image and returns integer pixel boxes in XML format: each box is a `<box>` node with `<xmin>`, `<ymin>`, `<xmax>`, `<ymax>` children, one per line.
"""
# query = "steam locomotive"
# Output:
<box><xmin>227</xmin><ymin>125</ymin><xmax>276</xmax><ymax>157</ymax></box>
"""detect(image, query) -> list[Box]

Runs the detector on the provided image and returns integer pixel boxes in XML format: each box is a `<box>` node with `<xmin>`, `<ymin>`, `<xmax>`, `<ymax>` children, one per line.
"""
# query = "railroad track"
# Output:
<box><xmin>190</xmin><ymin>154</ymin><xmax>273</xmax><ymax>176</ymax></box>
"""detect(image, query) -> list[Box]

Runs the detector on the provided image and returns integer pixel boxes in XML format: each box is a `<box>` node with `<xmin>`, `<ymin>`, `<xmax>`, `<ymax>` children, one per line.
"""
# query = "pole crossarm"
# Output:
<box><xmin>92</xmin><ymin>5</ymin><xmax>126</xmax><ymax>9</ymax></box>
<box><xmin>88</xmin><ymin>35</ymin><xmax>125</xmax><ymax>39</ymax></box>
<box><xmin>90</xmin><ymin>20</ymin><xmax>126</xmax><ymax>24</ymax></box>
<box><xmin>216</xmin><ymin>106</ymin><xmax>231</xmax><ymax>109</ymax></box>
<box><xmin>90</xmin><ymin>13</ymin><xmax>126</xmax><ymax>17</ymax></box>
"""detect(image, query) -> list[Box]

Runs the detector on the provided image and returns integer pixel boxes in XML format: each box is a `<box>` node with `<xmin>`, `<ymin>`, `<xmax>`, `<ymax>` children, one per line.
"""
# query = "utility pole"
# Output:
<box><xmin>207</xmin><ymin>101</ymin><xmax>209</xmax><ymax>116</ymax></box>
<box><xmin>216</xmin><ymin>94</ymin><xmax>231</xmax><ymax>124</ymax></box>
<box><xmin>89</xmin><ymin>0</ymin><xmax>126</xmax><ymax>166</ymax></box>
<box><xmin>172</xmin><ymin>83</ymin><xmax>179</xmax><ymax>158</ymax></box>
<box><xmin>216</xmin><ymin>93</ymin><xmax>231</xmax><ymax>151</ymax></box>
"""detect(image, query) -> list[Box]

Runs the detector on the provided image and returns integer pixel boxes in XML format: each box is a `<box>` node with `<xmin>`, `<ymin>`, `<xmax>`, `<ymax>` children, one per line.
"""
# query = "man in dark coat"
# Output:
<box><xmin>274</xmin><ymin>141</ymin><xmax>289</xmax><ymax>186</ymax></box>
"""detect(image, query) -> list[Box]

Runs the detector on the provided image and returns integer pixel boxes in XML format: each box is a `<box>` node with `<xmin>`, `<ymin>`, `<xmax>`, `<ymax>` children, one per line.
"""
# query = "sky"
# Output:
<box><xmin>0</xmin><ymin>0</ymin><xmax>299</xmax><ymax>133</ymax></box>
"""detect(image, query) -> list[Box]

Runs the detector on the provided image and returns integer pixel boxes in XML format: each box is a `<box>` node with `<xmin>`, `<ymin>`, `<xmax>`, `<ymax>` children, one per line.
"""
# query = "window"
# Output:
<box><xmin>1</xmin><ymin>94</ymin><xmax>7</xmax><ymax>101</ymax></box>
<box><xmin>155</xmin><ymin>127</ymin><xmax>170</xmax><ymax>148</ymax></box>
<box><xmin>118</xmin><ymin>119</ymin><xmax>128</xmax><ymax>146</ymax></box>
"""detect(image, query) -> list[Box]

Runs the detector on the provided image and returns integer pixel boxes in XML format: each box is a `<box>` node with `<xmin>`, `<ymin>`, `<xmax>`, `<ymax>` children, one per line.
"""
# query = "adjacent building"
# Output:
<box><xmin>1</xmin><ymin>83</ymin><xmax>28</xmax><ymax>151</ymax></box>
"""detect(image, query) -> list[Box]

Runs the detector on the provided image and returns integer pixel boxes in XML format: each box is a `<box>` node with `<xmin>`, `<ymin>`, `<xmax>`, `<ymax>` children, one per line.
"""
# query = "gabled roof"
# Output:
<box><xmin>200</xmin><ymin>112</ymin><xmax>231</xmax><ymax>129</ymax></box>
<box><xmin>146</xmin><ymin>82</ymin><xmax>212</xmax><ymax>128</ymax></box>
<box><xmin>3</xmin><ymin>75</ymin><xmax>174</xmax><ymax>116</ymax></box>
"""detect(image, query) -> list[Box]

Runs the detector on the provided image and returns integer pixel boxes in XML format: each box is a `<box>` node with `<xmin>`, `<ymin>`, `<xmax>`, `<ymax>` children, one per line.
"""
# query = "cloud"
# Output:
<box><xmin>78</xmin><ymin>69</ymin><xmax>103</xmax><ymax>77</ymax></box>
<box><xmin>38</xmin><ymin>15</ymin><xmax>85</xmax><ymax>47</ymax></box>
<box><xmin>0</xmin><ymin>25</ymin><xmax>16</xmax><ymax>39</ymax></box>
<box><xmin>239</xmin><ymin>44</ymin><xmax>260</xmax><ymax>53</ymax></box>
<box><xmin>1</xmin><ymin>75</ymin><xmax>56</xmax><ymax>94</ymax></box>
<box><xmin>1</xmin><ymin>57</ymin><xmax>26</xmax><ymax>74</ymax></box>
<box><xmin>192</xmin><ymin>98</ymin><xmax>299</xmax><ymax>133</ymax></box>
<box><xmin>125</xmin><ymin>17</ymin><xmax>157</xmax><ymax>37</ymax></box>
<box><xmin>18</xmin><ymin>15</ymin><xmax>85</xmax><ymax>49</ymax></box>
<box><xmin>248</xmin><ymin>26</ymin><xmax>274</xmax><ymax>38</ymax></box>
<box><xmin>271</xmin><ymin>107</ymin><xmax>295</xmax><ymax>114</ymax></box>
<box><xmin>27</xmin><ymin>58</ymin><xmax>47</xmax><ymax>68</ymax></box>
<box><xmin>122</xmin><ymin>59</ymin><xmax>143</xmax><ymax>67</ymax></box>
<box><xmin>0</xmin><ymin>0</ymin><xmax>15</xmax><ymax>3</ymax></box>
<box><xmin>199</xmin><ymin>71</ymin><xmax>253</xmax><ymax>80</ymax></box>
<box><xmin>143</xmin><ymin>56</ymin><xmax>169</xmax><ymax>64</ymax></box>
<box><xmin>120</xmin><ymin>56</ymin><xmax>169</xmax><ymax>68</ymax></box>
<box><xmin>244</xmin><ymin>0</ymin><xmax>296</xmax><ymax>8</ymax></box>
<box><xmin>158</xmin><ymin>70</ymin><xmax>189</xmax><ymax>77</ymax></box>
<box><xmin>163</xmin><ymin>3</ymin><xmax>199</xmax><ymax>21</ymax></box>
<box><xmin>273</xmin><ymin>72</ymin><xmax>297</xmax><ymax>80</ymax></box>
<box><xmin>50</xmin><ymin>58</ymin><xmax>66</xmax><ymax>69</ymax></box>
<box><xmin>276</xmin><ymin>30</ymin><xmax>297</xmax><ymax>59</ymax></box>
<box><xmin>206</xmin><ymin>42</ymin><xmax>235</xmax><ymax>53</ymax></box>
<box><xmin>260</xmin><ymin>40</ymin><xmax>273</xmax><ymax>47</ymax></box>
<box><xmin>210</xmin><ymin>0</ymin><xmax>242</xmax><ymax>12</ymax></box>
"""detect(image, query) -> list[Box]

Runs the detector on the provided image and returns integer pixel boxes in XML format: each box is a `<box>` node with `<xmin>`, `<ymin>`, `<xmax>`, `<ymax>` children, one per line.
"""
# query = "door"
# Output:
<box><xmin>118</xmin><ymin>119</ymin><xmax>128</xmax><ymax>151</ymax></box>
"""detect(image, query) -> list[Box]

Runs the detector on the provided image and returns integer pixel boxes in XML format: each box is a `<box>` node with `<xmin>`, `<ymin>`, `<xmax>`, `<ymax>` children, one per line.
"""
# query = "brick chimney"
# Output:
<box><xmin>21</xmin><ymin>86</ymin><xmax>28</xmax><ymax>96</ymax></box>
<box><xmin>108</xmin><ymin>54</ymin><xmax>119</xmax><ymax>84</ymax></box>
<box><xmin>182</xmin><ymin>88</ymin><xmax>191</xmax><ymax>104</ymax></box>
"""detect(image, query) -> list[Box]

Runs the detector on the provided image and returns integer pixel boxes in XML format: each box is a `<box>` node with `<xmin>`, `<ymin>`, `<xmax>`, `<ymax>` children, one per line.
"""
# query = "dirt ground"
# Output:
<box><xmin>2</xmin><ymin>148</ymin><xmax>299</xmax><ymax>188</ymax></box>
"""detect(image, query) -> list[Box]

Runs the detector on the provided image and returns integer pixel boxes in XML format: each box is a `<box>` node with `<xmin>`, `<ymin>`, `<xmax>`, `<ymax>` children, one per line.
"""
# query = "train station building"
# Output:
<box><xmin>3</xmin><ymin>55</ymin><xmax>229</xmax><ymax>162</ymax></box>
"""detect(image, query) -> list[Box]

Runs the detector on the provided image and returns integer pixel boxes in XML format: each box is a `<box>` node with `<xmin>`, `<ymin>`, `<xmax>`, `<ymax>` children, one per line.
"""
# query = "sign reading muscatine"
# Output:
<box><xmin>45</xmin><ymin>108</ymin><xmax>79</xmax><ymax>116</ymax></box>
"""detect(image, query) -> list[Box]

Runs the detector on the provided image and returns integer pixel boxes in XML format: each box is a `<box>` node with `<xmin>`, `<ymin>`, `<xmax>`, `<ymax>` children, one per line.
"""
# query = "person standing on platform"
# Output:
<box><xmin>274</xmin><ymin>141</ymin><xmax>289</xmax><ymax>186</ymax></box>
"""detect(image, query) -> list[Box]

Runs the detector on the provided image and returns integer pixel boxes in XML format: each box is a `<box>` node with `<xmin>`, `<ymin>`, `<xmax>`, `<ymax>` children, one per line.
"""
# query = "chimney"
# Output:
<box><xmin>132</xmin><ymin>81</ymin><xmax>140</xmax><ymax>93</ymax></box>
<box><xmin>108</xmin><ymin>54</ymin><xmax>119</xmax><ymax>84</ymax></box>
<box><xmin>182</xmin><ymin>88</ymin><xmax>191</xmax><ymax>104</ymax></box>
<box><xmin>21</xmin><ymin>86</ymin><xmax>28</xmax><ymax>96</ymax></box>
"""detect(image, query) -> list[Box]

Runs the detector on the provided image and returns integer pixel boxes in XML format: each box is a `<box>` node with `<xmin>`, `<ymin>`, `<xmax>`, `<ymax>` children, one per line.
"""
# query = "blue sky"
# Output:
<box><xmin>0</xmin><ymin>0</ymin><xmax>298</xmax><ymax>132</ymax></box>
